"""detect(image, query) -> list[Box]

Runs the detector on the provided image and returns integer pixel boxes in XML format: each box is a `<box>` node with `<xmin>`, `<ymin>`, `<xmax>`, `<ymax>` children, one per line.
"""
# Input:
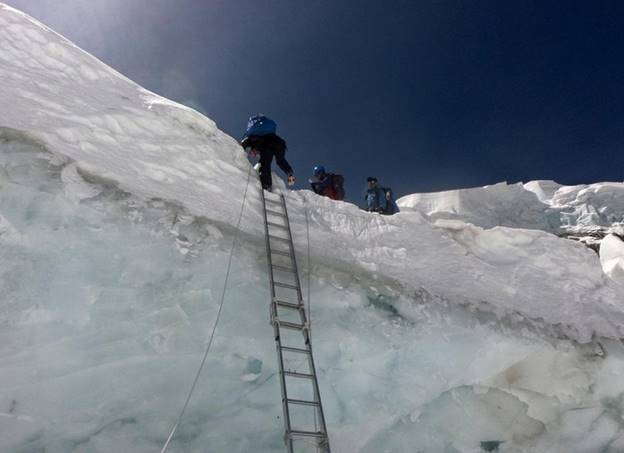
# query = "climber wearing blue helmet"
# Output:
<box><xmin>241</xmin><ymin>114</ymin><xmax>295</xmax><ymax>191</ymax></box>
<box><xmin>309</xmin><ymin>165</ymin><xmax>345</xmax><ymax>201</ymax></box>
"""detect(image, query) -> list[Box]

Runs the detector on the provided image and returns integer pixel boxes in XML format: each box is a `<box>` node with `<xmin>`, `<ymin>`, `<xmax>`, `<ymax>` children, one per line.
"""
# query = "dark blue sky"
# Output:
<box><xmin>7</xmin><ymin>0</ymin><xmax>624</xmax><ymax>200</ymax></box>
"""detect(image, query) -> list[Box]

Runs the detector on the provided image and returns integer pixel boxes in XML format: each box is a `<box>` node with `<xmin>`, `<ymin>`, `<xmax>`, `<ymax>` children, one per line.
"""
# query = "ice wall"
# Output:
<box><xmin>4</xmin><ymin>143</ymin><xmax>624</xmax><ymax>452</ymax></box>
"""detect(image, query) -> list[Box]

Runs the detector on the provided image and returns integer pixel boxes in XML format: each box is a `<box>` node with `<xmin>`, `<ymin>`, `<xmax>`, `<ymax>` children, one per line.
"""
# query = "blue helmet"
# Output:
<box><xmin>313</xmin><ymin>165</ymin><xmax>326</xmax><ymax>176</ymax></box>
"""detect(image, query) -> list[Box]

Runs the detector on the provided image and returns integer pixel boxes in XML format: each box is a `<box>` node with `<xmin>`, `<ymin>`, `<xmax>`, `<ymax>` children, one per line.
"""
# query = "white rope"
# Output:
<box><xmin>305</xmin><ymin>204</ymin><xmax>312</xmax><ymax>340</ymax></box>
<box><xmin>161</xmin><ymin>166</ymin><xmax>254</xmax><ymax>453</ymax></box>
<box><xmin>304</xmin><ymin>203</ymin><xmax>319</xmax><ymax>448</ymax></box>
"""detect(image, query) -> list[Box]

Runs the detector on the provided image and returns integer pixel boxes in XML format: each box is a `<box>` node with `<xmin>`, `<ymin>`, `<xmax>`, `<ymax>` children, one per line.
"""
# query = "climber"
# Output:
<box><xmin>241</xmin><ymin>114</ymin><xmax>295</xmax><ymax>191</ymax></box>
<box><xmin>309</xmin><ymin>165</ymin><xmax>345</xmax><ymax>201</ymax></box>
<box><xmin>364</xmin><ymin>177</ymin><xmax>386</xmax><ymax>213</ymax></box>
<box><xmin>364</xmin><ymin>177</ymin><xmax>399</xmax><ymax>215</ymax></box>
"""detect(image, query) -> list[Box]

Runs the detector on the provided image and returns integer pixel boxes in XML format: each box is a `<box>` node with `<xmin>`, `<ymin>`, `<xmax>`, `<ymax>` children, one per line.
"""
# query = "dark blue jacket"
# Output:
<box><xmin>365</xmin><ymin>187</ymin><xmax>388</xmax><ymax>212</ymax></box>
<box><xmin>310</xmin><ymin>175</ymin><xmax>333</xmax><ymax>195</ymax></box>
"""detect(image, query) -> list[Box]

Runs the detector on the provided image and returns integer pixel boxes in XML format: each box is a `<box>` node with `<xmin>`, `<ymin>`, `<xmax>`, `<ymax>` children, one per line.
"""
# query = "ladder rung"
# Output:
<box><xmin>280</xmin><ymin>345</ymin><xmax>310</xmax><ymax>354</ymax></box>
<box><xmin>267</xmin><ymin>221</ymin><xmax>288</xmax><ymax>230</ymax></box>
<box><xmin>284</xmin><ymin>370</ymin><xmax>314</xmax><ymax>379</ymax></box>
<box><xmin>274</xmin><ymin>281</ymin><xmax>299</xmax><ymax>290</ymax></box>
<box><xmin>289</xmin><ymin>430</ymin><xmax>327</xmax><ymax>439</ymax></box>
<box><xmin>265</xmin><ymin>209</ymin><xmax>285</xmax><ymax>217</ymax></box>
<box><xmin>271</xmin><ymin>249</ymin><xmax>291</xmax><ymax>257</ymax></box>
<box><xmin>264</xmin><ymin>198</ymin><xmax>282</xmax><ymax>206</ymax></box>
<box><xmin>272</xmin><ymin>264</ymin><xmax>295</xmax><ymax>273</ymax></box>
<box><xmin>275</xmin><ymin>300</ymin><xmax>303</xmax><ymax>310</ymax></box>
<box><xmin>277</xmin><ymin>320</ymin><xmax>306</xmax><ymax>330</ymax></box>
<box><xmin>269</xmin><ymin>235</ymin><xmax>291</xmax><ymax>243</ymax></box>
<box><xmin>287</xmin><ymin>398</ymin><xmax>319</xmax><ymax>407</ymax></box>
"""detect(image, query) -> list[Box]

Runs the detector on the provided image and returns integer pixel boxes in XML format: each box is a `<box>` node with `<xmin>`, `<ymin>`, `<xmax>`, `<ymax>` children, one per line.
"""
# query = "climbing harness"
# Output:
<box><xmin>260</xmin><ymin>189</ymin><xmax>331</xmax><ymax>452</ymax></box>
<box><xmin>160</xmin><ymin>166</ymin><xmax>253</xmax><ymax>453</ymax></box>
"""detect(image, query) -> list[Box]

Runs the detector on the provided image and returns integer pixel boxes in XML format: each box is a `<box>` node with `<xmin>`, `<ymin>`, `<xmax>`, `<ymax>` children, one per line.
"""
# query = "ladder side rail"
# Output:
<box><xmin>304</xmin><ymin>340</ymin><xmax>330</xmax><ymax>450</ymax></box>
<box><xmin>261</xmin><ymin>189</ymin><xmax>277</xmax><ymax>303</ymax></box>
<box><xmin>260</xmin><ymin>189</ymin><xmax>295</xmax><ymax>453</ymax></box>
<box><xmin>280</xmin><ymin>195</ymin><xmax>331</xmax><ymax>452</ymax></box>
<box><xmin>275</xmin><ymin>324</ymin><xmax>294</xmax><ymax>453</ymax></box>
<box><xmin>279</xmin><ymin>195</ymin><xmax>314</xmax><ymax>348</ymax></box>
<box><xmin>261</xmin><ymin>190</ymin><xmax>280</xmax><ymax>329</ymax></box>
<box><xmin>279</xmin><ymin>195</ymin><xmax>305</xmax><ymax>304</ymax></box>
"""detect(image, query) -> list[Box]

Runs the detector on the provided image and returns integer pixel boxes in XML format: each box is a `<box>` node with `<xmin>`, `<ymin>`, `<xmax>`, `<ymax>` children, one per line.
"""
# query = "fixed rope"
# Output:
<box><xmin>160</xmin><ymin>166</ymin><xmax>253</xmax><ymax>453</ymax></box>
<box><xmin>304</xmin><ymin>203</ymin><xmax>319</xmax><ymax>446</ymax></box>
<box><xmin>305</xmin><ymin>205</ymin><xmax>312</xmax><ymax>339</ymax></box>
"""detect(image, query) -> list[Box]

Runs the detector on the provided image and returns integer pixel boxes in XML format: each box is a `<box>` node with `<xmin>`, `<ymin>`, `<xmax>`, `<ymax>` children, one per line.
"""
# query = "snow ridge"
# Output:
<box><xmin>2</xmin><ymin>2</ymin><xmax>624</xmax><ymax>342</ymax></box>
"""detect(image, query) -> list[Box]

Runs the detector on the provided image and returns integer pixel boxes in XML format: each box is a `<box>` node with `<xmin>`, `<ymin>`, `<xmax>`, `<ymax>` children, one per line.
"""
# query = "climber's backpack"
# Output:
<box><xmin>245</xmin><ymin>114</ymin><xmax>277</xmax><ymax>138</ymax></box>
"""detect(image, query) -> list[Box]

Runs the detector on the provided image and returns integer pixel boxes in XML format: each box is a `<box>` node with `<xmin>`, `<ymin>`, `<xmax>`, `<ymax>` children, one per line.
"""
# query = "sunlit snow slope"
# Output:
<box><xmin>398</xmin><ymin>180</ymin><xmax>624</xmax><ymax>236</ymax></box>
<box><xmin>3</xmin><ymin>3</ymin><xmax>624</xmax><ymax>452</ymax></box>
<box><xmin>2</xmin><ymin>4</ymin><xmax>624</xmax><ymax>342</ymax></box>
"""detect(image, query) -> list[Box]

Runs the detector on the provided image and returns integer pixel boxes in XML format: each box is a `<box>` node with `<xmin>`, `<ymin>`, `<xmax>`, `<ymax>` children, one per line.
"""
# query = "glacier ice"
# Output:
<box><xmin>361</xmin><ymin>386</ymin><xmax>545</xmax><ymax>452</ymax></box>
<box><xmin>600</xmin><ymin>234</ymin><xmax>624</xmax><ymax>284</ymax></box>
<box><xmin>3</xmin><ymin>2</ymin><xmax>624</xmax><ymax>452</ymax></box>
<box><xmin>4</xmin><ymin>140</ymin><xmax>624</xmax><ymax>452</ymax></box>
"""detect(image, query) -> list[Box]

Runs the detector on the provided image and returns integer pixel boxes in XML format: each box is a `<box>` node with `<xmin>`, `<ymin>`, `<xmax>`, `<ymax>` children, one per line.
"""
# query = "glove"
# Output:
<box><xmin>287</xmin><ymin>174</ymin><xmax>295</xmax><ymax>186</ymax></box>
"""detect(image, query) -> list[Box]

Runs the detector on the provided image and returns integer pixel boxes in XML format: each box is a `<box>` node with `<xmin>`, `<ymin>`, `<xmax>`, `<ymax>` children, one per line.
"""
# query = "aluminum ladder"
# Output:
<box><xmin>260</xmin><ymin>188</ymin><xmax>331</xmax><ymax>453</ymax></box>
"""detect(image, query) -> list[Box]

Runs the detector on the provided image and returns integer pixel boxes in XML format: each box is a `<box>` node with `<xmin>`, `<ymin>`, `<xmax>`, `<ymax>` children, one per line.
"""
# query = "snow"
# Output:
<box><xmin>600</xmin><ymin>234</ymin><xmax>624</xmax><ymax>284</ymax></box>
<box><xmin>523</xmin><ymin>180</ymin><xmax>562</xmax><ymax>205</ymax></box>
<box><xmin>3</xmin><ymin>3</ymin><xmax>624</xmax><ymax>452</ymax></box>
<box><xmin>551</xmin><ymin>183</ymin><xmax>624</xmax><ymax>234</ymax></box>
<box><xmin>3</xmin><ymin>2</ymin><xmax>624</xmax><ymax>342</ymax></box>
<box><xmin>398</xmin><ymin>179</ymin><xmax>624</xmax><ymax>236</ymax></box>
<box><xmin>397</xmin><ymin>181</ymin><xmax>561</xmax><ymax>231</ymax></box>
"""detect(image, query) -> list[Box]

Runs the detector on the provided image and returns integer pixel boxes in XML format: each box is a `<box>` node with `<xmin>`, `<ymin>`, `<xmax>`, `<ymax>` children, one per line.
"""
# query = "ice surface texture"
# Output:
<box><xmin>3</xmin><ymin>145</ymin><xmax>624</xmax><ymax>452</ymax></box>
<box><xmin>398</xmin><ymin>180</ymin><xmax>624</xmax><ymax>235</ymax></box>
<box><xmin>4</xmin><ymin>3</ymin><xmax>624</xmax><ymax>452</ymax></box>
